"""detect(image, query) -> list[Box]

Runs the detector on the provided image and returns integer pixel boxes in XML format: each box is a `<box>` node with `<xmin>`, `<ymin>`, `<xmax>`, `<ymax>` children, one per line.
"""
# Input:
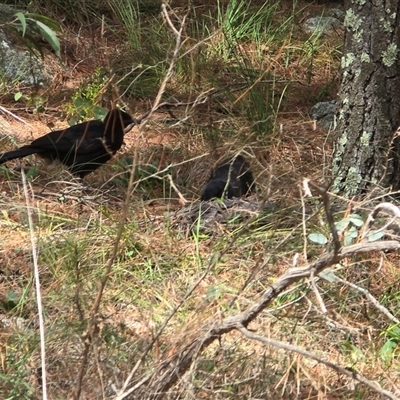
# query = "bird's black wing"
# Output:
<box><xmin>30</xmin><ymin>120</ymin><xmax>106</xmax><ymax>154</ymax></box>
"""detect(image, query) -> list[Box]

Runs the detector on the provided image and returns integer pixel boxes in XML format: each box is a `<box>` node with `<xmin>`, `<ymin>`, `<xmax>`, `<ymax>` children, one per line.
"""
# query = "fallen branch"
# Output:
<box><xmin>116</xmin><ymin>238</ymin><xmax>400</xmax><ymax>399</ymax></box>
<box><xmin>237</xmin><ymin>325</ymin><xmax>399</xmax><ymax>400</ymax></box>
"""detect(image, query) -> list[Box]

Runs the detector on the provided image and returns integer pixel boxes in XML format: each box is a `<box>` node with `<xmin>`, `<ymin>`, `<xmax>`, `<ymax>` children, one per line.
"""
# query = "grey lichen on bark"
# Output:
<box><xmin>382</xmin><ymin>43</ymin><xmax>398</xmax><ymax>66</ymax></box>
<box><xmin>352</xmin><ymin>0</ymin><xmax>366</xmax><ymax>5</ymax></box>
<box><xmin>332</xmin><ymin>0</ymin><xmax>400</xmax><ymax>196</ymax></box>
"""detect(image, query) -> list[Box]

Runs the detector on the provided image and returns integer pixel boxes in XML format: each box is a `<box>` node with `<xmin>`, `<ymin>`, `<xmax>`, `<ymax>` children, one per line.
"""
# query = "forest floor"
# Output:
<box><xmin>1</xmin><ymin>1</ymin><xmax>399</xmax><ymax>399</ymax></box>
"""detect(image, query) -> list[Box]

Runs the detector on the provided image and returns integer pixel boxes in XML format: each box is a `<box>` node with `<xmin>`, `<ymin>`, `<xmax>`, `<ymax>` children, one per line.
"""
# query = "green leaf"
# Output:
<box><xmin>334</xmin><ymin>218</ymin><xmax>350</xmax><ymax>233</ymax></box>
<box><xmin>380</xmin><ymin>339</ymin><xmax>397</xmax><ymax>364</ymax></box>
<box><xmin>0</xmin><ymin>290</ymin><xmax>20</xmax><ymax>311</ymax></box>
<box><xmin>16</xmin><ymin>32</ymin><xmax>45</xmax><ymax>58</ymax></box>
<box><xmin>74</xmin><ymin>97</ymin><xmax>92</xmax><ymax>110</ymax></box>
<box><xmin>319</xmin><ymin>269</ymin><xmax>337</xmax><ymax>283</ymax></box>
<box><xmin>7</xmin><ymin>290</ymin><xmax>20</xmax><ymax>304</ymax></box>
<box><xmin>344</xmin><ymin>225</ymin><xmax>358</xmax><ymax>246</ymax></box>
<box><xmin>25</xmin><ymin>13</ymin><xmax>61</xmax><ymax>32</ymax></box>
<box><xmin>14</xmin><ymin>92</ymin><xmax>22</xmax><ymax>101</ymax></box>
<box><xmin>341</xmin><ymin>341</ymin><xmax>364</xmax><ymax>362</ymax></box>
<box><xmin>386</xmin><ymin>324</ymin><xmax>400</xmax><ymax>341</ymax></box>
<box><xmin>94</xmin><ymin>106</ymin><xmax>108</xmax><ymax>120</ymax></box>
<box><xmin>26</xmin><ymin>165</ymin><xmax>40</xmax><ymax>179</ymax></box>
<box><xmin>68</xmin><ymin>115</ymin><xmax>80</xmax><ymax>126</ymax></box>
<box><xmin>308</xmin><ymin>232</ymin><xmax>328</xmax><ymax>245</ymax></box>
<box><xmin>34</xmin><ymin>20</ymin><xmax>61</xmax><ymax>57</ymax></box>
<box><xmin>14</xmin><ymin>12</ymin><xmax>27</xmax><ymax>36</ymax></box>
<box><xmin>125</xmin><ymin>249</ymin><xmax>135</xmax><ymax>258</ymax></box>
<box><xmin>348</xmin><ymin>213</ymin><xmax>364</xmax><ymax>227</ymax></box>
<box><xmin>206</xmin><ymin>285</ymin><xmax>222</xmax><ymax>302</ymax></box>
<box><xmin>368</xmin><ymin>231</ymin><xmax>385</xmax><ymax>242</ymax></box>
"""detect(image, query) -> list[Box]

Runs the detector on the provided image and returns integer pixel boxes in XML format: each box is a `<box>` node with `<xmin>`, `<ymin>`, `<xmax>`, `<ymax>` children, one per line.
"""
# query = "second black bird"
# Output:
<box><xmin>0</xmin><ymin>109</ymin><xmax>135</xmax><ymax>178</ymax></box>
<box><xmin>201</xmin><ymin>155</ymin><xmax>255</xmax><ymax>201</ymax></box>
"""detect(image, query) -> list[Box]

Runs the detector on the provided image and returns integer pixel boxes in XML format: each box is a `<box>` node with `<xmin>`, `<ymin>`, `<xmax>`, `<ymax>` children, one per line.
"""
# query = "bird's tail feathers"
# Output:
<box><xmin>0</xmin><ymin>147</ymin><xmax>41</xmax><ymax>164</ymax></box>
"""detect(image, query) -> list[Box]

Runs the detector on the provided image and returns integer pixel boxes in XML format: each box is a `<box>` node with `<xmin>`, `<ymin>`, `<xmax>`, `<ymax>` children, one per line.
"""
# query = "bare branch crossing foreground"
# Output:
<box><xmin>116</xmin><ymin>196</ymin><xmax>400</xmax><ymax>400</ymax></box>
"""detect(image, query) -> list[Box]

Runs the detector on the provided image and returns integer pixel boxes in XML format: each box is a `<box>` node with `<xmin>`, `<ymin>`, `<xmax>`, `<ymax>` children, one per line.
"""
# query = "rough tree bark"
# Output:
<box><xmin>332</xmin><ymin>0</ymin><xmax>400</xmax><ymax>196</ymax></box>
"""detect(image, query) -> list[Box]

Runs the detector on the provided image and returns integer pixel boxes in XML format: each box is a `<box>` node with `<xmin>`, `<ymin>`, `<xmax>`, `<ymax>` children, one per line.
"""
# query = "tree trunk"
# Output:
<box><xmin>332</xmin><ymin>0</ymin><xmax>400</xmax><ymax>196</ymax></box>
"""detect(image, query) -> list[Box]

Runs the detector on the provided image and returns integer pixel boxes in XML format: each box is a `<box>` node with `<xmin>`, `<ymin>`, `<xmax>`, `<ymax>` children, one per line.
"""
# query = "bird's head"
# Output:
<box><xmin>104</xmin><ymin>109</ymin><xmax>136</xmax><ymax>135</ymax></box>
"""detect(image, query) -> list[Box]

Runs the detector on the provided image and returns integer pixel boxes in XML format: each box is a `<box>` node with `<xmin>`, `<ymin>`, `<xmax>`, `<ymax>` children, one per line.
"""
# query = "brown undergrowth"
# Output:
<box><xmin>0</xmin><ymin>1</ymin><xmax>399</xmax><ymax>399</ymax></box>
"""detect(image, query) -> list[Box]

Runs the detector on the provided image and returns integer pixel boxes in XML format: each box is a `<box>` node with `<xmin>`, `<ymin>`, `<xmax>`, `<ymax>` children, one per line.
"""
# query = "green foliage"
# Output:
<box><xmin>235</xmin><ymin>77</ymin><xmax>280</xmax><ymax>142</ymax></box>
<box><xmin>208</xmin><ymin>1</ymin><xmax>293</xmax><ymax>142</ymax></box>
<box><xmin>65</xmin><ymin>69</ymin><xmax>109</xmax><ymax>124</ymax></box>
<box><xmin>308</xmin><ymin>212</ymin><xmax>391</xmax><ymax>247</ymax></box>
<box><xmin>380</xmin><ymin>324</ymin><xmax>400</xmax><ymax>364</ymax></box>
<box><xmin>13</xmin><ymin>0</ymin><xmax>102</xmax><ymax>24</ymax></box>
<box><xmin>308</xmin><ymin>213</ymin><xmax>365</xmax><ymax>246</ymax></box>
<box><xmin>108</xmin><ymin>0</ymin><xmax>290</xmax><ymax>145</ymax></box>
<box><xmin>308</xmin><ymin>232</ymin><xmax>328</xmax><ymax>245</ymax></box>
<box><xmin>0</xmin><ymin>291</ymin><xmax>20</xmax><ymax>311</ymax></box>
<box><xmin>3</xmin><ymin>11</ymin><xmax>61</xmax><ymax>58</ymax></box>
<box><xmin>340</xmin><ymin>339</ymin><xmax>364</xmax><ymax>363</ymax></box>
<box><xmin>0</xmin><ymin>333</ymin><xmax>35</xmax><ymax>400</ymax></box>
<box><xmin>13</xmin><ymin>92</ymin><xmax>48</xmax><ymax>113</ymax></box>
<box><xmin>109</xmin><ymin>0</ymin><xmax>140</xmax><ymax>49</ymax></box>
<box><xmin>274</xmin><ymin>288</ymin><xmax>304</xmax><ymax>307</ymax></box>
<box><xmin>215</xmin><ymin>0</ymin><xmax>288</xmax><ymax>59</ymax></box>
<box><xmin>106</xmin><ymin>0</ymin><xmax>173</xmax><ymax>99</ymax></box>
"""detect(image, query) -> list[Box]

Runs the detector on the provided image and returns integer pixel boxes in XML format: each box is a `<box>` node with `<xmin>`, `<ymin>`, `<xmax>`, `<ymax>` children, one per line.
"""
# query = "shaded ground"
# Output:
<box><xmin>3</xmin><ymin>2</ymin><xmax>398</xmax><ymax>400</ymax></box>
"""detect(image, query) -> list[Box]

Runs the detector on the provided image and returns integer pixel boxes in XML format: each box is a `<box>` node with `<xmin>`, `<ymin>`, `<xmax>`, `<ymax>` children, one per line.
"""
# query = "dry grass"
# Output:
<box><xmin>0</xmin><ymin>1</ymin><xmax>399</xmax><ymax>400</ymax></box>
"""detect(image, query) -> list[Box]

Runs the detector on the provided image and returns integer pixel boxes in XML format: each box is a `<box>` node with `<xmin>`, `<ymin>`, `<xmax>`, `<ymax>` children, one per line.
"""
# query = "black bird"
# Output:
<box><xmin>0</xmin><ymin>109</ymin><xmax>136</xmax><ymax>178</ymax></box>
<box><xmin>201</xmin><ymin>155</ymin><xmax>255</xmax><ymax>201</ymax></box>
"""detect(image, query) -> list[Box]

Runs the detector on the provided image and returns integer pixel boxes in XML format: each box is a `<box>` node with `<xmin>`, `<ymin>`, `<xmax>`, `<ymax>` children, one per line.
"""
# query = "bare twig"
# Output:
<box><xmin>0</xmin><ymin>105</ymin><xmax>29</xmax><ymax>124</ymax></box>
<box><xmin>332</xmin><ymin>273</ymin><xmax>400</xmax><ymax>324</ymax></box>
<box><xmin>361</xmin><ymin>202</ymin><xmax>400</xmax><ymax>240</ymax></box>
<box><xmin>131</xmin><ymin>78</ymin><xmax>286</xmax><ymax>126</ymax></box>
<box><xmin>73</xmin><ymin>4</ymin><xmax>194</xmax><ymax>397</ymax></box>
<box><xmin>310</xmin><ymin>269</ymin><xmax>327</xmax><ymax>314</ymax></box>
<box><xmin>237</xmin><ymin>324</ymin><xmax>399</xmax><ymax>400</ymax></box>
<box><xmin>115</xmin><ymin>208</ymin><xmax>263</xmax><ymax>399</ymax></box>
<box><xmin>116</xmin><ymin>257</ymin><xmax>220</xmax><ymax>399</ymax></box>
<box><xmin>72</xmin><ymin>146</ymin><xmax>141</xmax><ymax>399</ymax></box>
<box><xmin>299</xmin><ymin>185</ymin><xmax>308</xmax><ymax>261</ymax></box>
<box><xmin>166</xmin><ymin>174</ymin><xmax>188</xmax><ymax>205</ymax></box>
<box><xmin>114</xmin><ymin>4</ymin><xmax>195</xmax><ymax>397</ymax></box>
<box><xmin>117</xmin><ymin>238</ymin><xmax>400</xmax><ymax>399</ymax></box>
<box><xmin>303</xmin><ymin>179</ymin><xmax>341</xmax><ymax>254</ymax></box>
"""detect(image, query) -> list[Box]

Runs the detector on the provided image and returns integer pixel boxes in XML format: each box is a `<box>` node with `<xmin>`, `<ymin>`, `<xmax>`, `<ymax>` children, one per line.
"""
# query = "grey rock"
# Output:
<box><xmin>303</xmin><ymin>17</ymin><xmax>342</xmax><ymax>34</ymax></box>
<box><xmin>0</xmin><ymin>4</ymin><xmax>21</xmax><ymax>25</ymax></box>
<box><xmin>310</xmin><ymin>100</ymin><xmax>337</xmax><ymax>130</ymax></box>
<box><xmin>327</xmin><ymin>8</ymin><xmax>345</xmax><ymax>21</ymax></box>
<box><xmin>0</xmin><ymin>22</ymin><xmax>50</xmax><ymax>86</ymax></box>
<box><xmin>0</xmin><ymin>4</ymin><xmax>51</xmax><ymax>86</ymax></box>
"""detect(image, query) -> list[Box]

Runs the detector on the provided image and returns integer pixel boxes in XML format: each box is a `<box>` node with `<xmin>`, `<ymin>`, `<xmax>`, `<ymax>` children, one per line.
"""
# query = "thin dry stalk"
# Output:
<box><xmin>75</xmin><ymin>3</ymin><xmax>193</xmax><ymax>398</ymax></box>
<box><xmin>0</xmin><ymin>105</ymin><xmax>29</xmax><ymax>124</ymax></box>
<box><xmin>237</xmin><ymin>325</ymin><xmax>399</xmax><ymax>400</ymax></box>
<box><xmin>116</xmin><ymin>195</ymin><xmax>400</xmax><ymax>400</ymax></box>
<box><xmin>72</xmin><ymin>140</ymin><xmax>141</xmax><ymax>399</ymax></box>
<box><xmin>21</xmin><ymin>170</ymin><xmax>47</xmax><ymax>400</ymax></box>
<box><xmin>332</xmin><ymin>274</ymin><xmax>400</xmax><ymax>324</ymax></box>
